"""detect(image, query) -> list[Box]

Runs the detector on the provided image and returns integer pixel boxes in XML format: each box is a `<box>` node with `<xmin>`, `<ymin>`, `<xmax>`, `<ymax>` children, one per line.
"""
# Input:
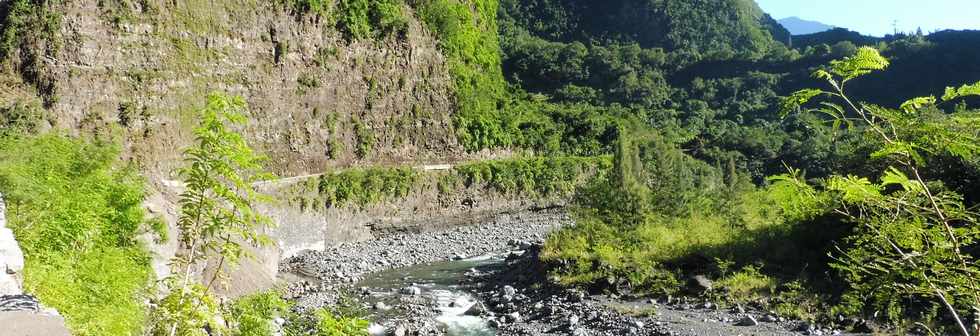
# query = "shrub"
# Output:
<box><xmin>334</xmin><ymin>0</ymin><xmax>408</xmax><ymax>40</ymax></box>
<box><xmin>453</xmin><ymin>156</ymin><xmax>611</xmax><ymax>196</ymax></box>
<box><xmin>0</xmin><ymin>101</ymin><xmax>44</xmax><ymax>135</ymax></box>
<box><xmin>150</xmin><ymin>92</ymin><xmax>273</xmax><ymax>336</ymax></box>
<box><xmin>0</xmin><ymin>134</ymin><xmax>152</xmax><ymax>335</ymax></box>
<box><xmin>542</xmin><ymin>127</ymin><xmax>791</xmax><ymax>296</ymax></box>
<box><xmin>316</xmin><ymin>167</ymin><xmax>419</xmax><ymax>209</ymax></box>
<box><xmin>227</xmin><ymin>291</ymin><xmax>291</xmax><ymax>336</ymax></box>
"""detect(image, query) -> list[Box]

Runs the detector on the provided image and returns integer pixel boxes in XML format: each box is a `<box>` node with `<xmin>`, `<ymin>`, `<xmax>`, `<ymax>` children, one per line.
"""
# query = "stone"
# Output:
<box><xmin>392</xmin><ymin>325</ymin><xmax>407</xmax><ymax>336</ymax></box>
<box><xmin>501</xmin><ymin>285</ymin><xmax>517</xmax><ymax>297</ymax></box>
<box><xmin>463</xmin><ymin>302</ymin><xmax>487</xmax><ymax>316</ymax></box>
<box><xmin>0</xmin><ymin>194</ymin><xmax>25</xmax><ymax>296</ymax></box>
<box><xmin>572</xmin><ymin>327</ymin><xmax>588</xmax><ymax>336</ymax></box>
<box><xmin>373</xmin><ymin>302</ymin><xmax>389</xmax><ymax>311</ymax></box>
<box><xmin>736</xmin><ymin>315</ymin><xmax>759</xmax><ymax>327</ymax></box>
<box><xmin>0</xmin><ymin>295</ymin><xmax>39</xmax><ymax>312</ymax></box>
<box><xmin>505</xmin><ymin>312</ymin><xmax>520</xmax><ymax>323</ymax></box>
<box><xmin>568</xmin><ymin>314</ymin><xmax>580</xmax><ymax>326</ymax></box>
<box><xmin>691</xmin><ymin>275</ymin><xmax>713</xmax><ymax>292</ymax></box>
<box><xmin>399</xmin><ymin>286</ymin><xmax>421</xmax><ymax>296</ymax></box>
<box><xmin>0</xmin><ymin>311</ymin><xmax>71</xmax><ymax>336</ymax></box>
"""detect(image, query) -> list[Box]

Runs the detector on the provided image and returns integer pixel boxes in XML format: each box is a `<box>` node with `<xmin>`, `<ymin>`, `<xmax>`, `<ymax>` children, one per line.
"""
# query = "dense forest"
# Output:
<box><xmin>492</xmin><ymin>0</ymin><xmax>980</xmax><ymax>333</ymax></box>
<box><xmin>1</xmin><ymin>0</ymin><xmax>980</xmax><ymax>335</ymax></box>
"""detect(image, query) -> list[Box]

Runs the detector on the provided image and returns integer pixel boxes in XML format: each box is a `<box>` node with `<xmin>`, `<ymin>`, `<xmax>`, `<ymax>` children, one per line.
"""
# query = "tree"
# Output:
<box><xmin>151</xmin><ymin>93</ymin><xmax>273</xmax><ymax>336</ymax></box>
<box><xmin>783</xmin><ymin>47</ymin><xmax>980</xmax><ymax>335</ymax></box>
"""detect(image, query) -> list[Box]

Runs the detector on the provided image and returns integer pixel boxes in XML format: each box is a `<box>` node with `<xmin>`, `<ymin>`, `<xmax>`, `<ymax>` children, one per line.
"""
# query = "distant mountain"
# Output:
<box><xmin>791</xmin><ymin>28</ymin><xmax>882</xmax><ymax>49</ymax></box>
<box><xmin>779</xmin><ymin>16</ymin><xmax>835</xmax><ymax>35</ymax></box>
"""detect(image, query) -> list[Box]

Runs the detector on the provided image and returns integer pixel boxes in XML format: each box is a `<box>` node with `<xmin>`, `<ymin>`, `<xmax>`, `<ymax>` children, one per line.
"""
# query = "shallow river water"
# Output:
<box><xmin>357</xmin><ymin>254</ymin><xmax>508</xmax><ymax>336</ymax></box>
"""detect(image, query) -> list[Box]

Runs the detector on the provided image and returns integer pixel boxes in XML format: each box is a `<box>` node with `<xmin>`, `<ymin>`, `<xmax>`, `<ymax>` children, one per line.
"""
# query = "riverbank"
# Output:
<box><xmin>280</xmin><ymin>209</ymin><xmax>859</xmax><ymax>336</ymax></box>
<box><xmin>280</xmin><ymin>209</ymin><xmax>569</xmax><ymax>309</ymax></box>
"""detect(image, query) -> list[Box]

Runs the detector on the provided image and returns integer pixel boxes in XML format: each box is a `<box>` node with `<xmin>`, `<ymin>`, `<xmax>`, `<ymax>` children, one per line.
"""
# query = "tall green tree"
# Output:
<box><xmin>151</xmin><ymin>93</ymin><xmax>273</xmax><ymax>336</ymax></box>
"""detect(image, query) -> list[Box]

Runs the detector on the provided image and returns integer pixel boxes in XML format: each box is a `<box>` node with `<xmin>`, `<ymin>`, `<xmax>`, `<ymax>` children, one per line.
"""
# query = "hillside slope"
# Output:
<box><xmin>1</xmin><ymin>0</ymin><xmax>463</xmax><ymax>182</ymax></box>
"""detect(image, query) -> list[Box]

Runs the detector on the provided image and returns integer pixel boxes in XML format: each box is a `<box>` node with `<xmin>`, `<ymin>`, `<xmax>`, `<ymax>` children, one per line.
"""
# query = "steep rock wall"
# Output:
<box><xmin>12</xmin><ymin>0</ymin><xmax>462</xmax><ymax>181</ymax></box>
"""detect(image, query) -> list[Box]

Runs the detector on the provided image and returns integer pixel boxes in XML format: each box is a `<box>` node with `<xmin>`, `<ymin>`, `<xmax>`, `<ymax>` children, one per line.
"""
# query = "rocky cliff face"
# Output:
<box><xmin>1</xmin><ymin>0</ymin><xmax>564</xmax><ymax>298</ymax></box>
<box><xmin>6</xmin><ymin>0</ymin><xmax>463</xmax><ymax>181</ymax></box>
<box><xmin>2</xmin><ymin>0</ymin><xmax>480</xmax><ymax>295</ymax></box>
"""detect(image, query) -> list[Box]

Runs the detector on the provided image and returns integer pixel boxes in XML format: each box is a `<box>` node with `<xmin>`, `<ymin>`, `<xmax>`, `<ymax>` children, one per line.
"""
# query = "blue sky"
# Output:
<box><xmin>756</xmin><ymin>0</ymin><xmax>980</xmax><ymax>36</ymax></box>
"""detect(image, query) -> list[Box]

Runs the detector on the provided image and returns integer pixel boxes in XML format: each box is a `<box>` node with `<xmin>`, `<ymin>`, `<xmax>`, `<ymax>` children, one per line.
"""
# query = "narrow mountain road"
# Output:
<box><xmin>251</xmin><ymin>163</ymin><xmax>457</xmax><ymax>188</ymax></box>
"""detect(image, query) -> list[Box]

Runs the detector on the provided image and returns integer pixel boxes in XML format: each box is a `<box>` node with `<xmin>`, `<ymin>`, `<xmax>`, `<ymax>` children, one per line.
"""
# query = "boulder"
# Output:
<box><xmin>736</xmin><ymin>315</ymin><xmax>759</xmax><ymax>326</ymax></box>
<box><xmin>463</xmin><ymin>301</ymin><xmax>487</xmax><ymax>316</ymax></box>
<box><xmin>501</xmin><ymin>285</ymin><xmax>517</xmax><ymax>297</ymax></box>
<box><xmin>400</xmin><ymin>286</ymin><xmax>421</xmax><ymax>296</ymax></box>
<box><xmin>690</xmin><ymin>275</ymin><xmax>713</xmax><ymax>292</ymax></box>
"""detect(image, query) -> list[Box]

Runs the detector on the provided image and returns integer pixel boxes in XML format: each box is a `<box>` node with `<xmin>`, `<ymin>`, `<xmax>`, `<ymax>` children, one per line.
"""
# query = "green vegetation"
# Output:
<box><xmin>226</xmin><ymin>291</ymin><xmax>291</xmax><ymax>336</ymax></box>
<box><xmin>150</xmin><ymin>93</ymin><xmax>274</xmax><ymax>336</ymax></box>
<box><xmin>453</xmin><ymin>156</ymin><xmax>610</xmax><ymax>196</ymax></box>
<box><xmin>0</xmin><ymin>100</ymin><xmax>45</xmax><ymax>135</ymax></box>
<box><xmin>542</xmin><ymin>129</ymin><xmax>792</xmax><ymax>294</ymax></box>
<box><xmin>0</xmin><ymin>134</ymin><xmax>154</xmax><ymax>335</ymax></box>
<box><xmin>1</xmin><ymin>0</ymin><xmax>64</xmax><ymax>105</ymax></box>
<box><xmin>542</xmin><ymin>47</ymin><xmax>980</xmax><ymax>333</ymax></box>
<box><xmin>416</xmin><ymin>0</ymin><xmax>512</xmax><ymax>150</ymax></box>
<box><xmin>314</xmin><ymin>167</ymin><xmax>419</xmax><ymax>209</ymax></box>
<box><xmin>226</xmin><ymin>290</ymin><xmax>369</xmax><ymax>336</ymax></box>
<box><xmin>278</xmin><ymin>0</ymin><xmax>408</xmax><ymax>40</ymax></box>
<box><xmin>297</xmin><ymin>74</ymin><xmax>321</xmax><ymax>96</ymax></box>
<box><xmin>352</xmin><ymin>117</ymin><xmax>374</xmax><ymax>158</ymax></box>
<box><xmin>784</xmin><ymin>48</ymin><xmax>980</xmax><ymax>334</ymax></box>
<box><xmin>293</xmin><ymin>156</ymin><xmax>610</xmax><ymax>212</ymax></box>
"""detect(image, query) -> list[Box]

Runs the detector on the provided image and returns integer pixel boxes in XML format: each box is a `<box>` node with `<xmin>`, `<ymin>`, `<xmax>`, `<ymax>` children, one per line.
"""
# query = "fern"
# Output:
<box><xmin>942</xmin><ymin>81</ymin><xmax>980</xmax><ymax>101</ymax></box>
<box><xmin>828</xmin><ymin>46</ymin><xmax>889</xmax><ymax>83</ymax></box>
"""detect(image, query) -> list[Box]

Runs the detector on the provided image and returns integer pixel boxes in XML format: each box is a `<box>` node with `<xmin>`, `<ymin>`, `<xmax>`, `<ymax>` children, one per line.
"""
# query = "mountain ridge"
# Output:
<box><xmin>779</xmin><ymin>16</ymin><xmax>835</xmax><ymax>35</ymax></box>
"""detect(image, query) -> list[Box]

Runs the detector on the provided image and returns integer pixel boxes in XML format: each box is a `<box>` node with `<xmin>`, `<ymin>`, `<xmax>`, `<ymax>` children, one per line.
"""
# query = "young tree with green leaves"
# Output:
<box><xmin>150</xmin><ymin>93</ymin><xmax>274</xmax><ymax>336</ymax></box>
<box><xmin>782</xmin><ymin>47</ymin><xmax>980</xmax><ymax>335</ymax></box>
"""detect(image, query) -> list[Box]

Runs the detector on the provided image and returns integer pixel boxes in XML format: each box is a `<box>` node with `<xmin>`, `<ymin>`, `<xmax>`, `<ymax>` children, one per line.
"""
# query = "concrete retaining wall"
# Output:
<box><xmin>0</xmin><ymin>193</ymin><xmax>25</xmax><ymax>296</ymax></box>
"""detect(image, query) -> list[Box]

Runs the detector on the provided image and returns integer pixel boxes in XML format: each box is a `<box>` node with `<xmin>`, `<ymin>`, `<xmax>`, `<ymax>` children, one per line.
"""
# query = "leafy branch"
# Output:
<box><xmin>783</xmin><ymin>46</ymin><xmax>980</xmax><ymax>335</ymax></box>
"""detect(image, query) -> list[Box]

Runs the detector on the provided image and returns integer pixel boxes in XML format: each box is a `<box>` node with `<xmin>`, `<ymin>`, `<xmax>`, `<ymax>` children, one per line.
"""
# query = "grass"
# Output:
<box><xmin>0</xmin><ymin>134</ymin><xmax>154</xmax><ymax>335</ymax></box>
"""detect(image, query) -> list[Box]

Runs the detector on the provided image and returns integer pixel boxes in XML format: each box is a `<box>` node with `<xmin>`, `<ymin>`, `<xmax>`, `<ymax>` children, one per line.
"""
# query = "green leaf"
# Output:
<box><xmin>880</xmin><ymin>167</ymin><xmax>922</xmax><ymax>194</ymax></box>
<box><xmin>827</xmin><ymin>175</ymin><xmax>882</xmax><ymax>203</ymax></box>
<box><xmin>899</xmin><ymin>96</ymin><xmax>936</xmax><ymax>114</ymax></box>
<box><xmin>780</xmin><ymin>89</ymin><xmax>826</xmax><ymax>117</ymax></box>
<box><xmin>829</xmin><ymin>47</ymin><xmax>889</xmax><ymax>82</ymax></box>
<box><xmin>870</xmin><ymin>141</ymin><xmax>924</xmax><ymax>165</ymax></box>
<box><xmin>941</xmin><ymin>81</ymin><xmax>980</xmax><ymax>101</ymax></box>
